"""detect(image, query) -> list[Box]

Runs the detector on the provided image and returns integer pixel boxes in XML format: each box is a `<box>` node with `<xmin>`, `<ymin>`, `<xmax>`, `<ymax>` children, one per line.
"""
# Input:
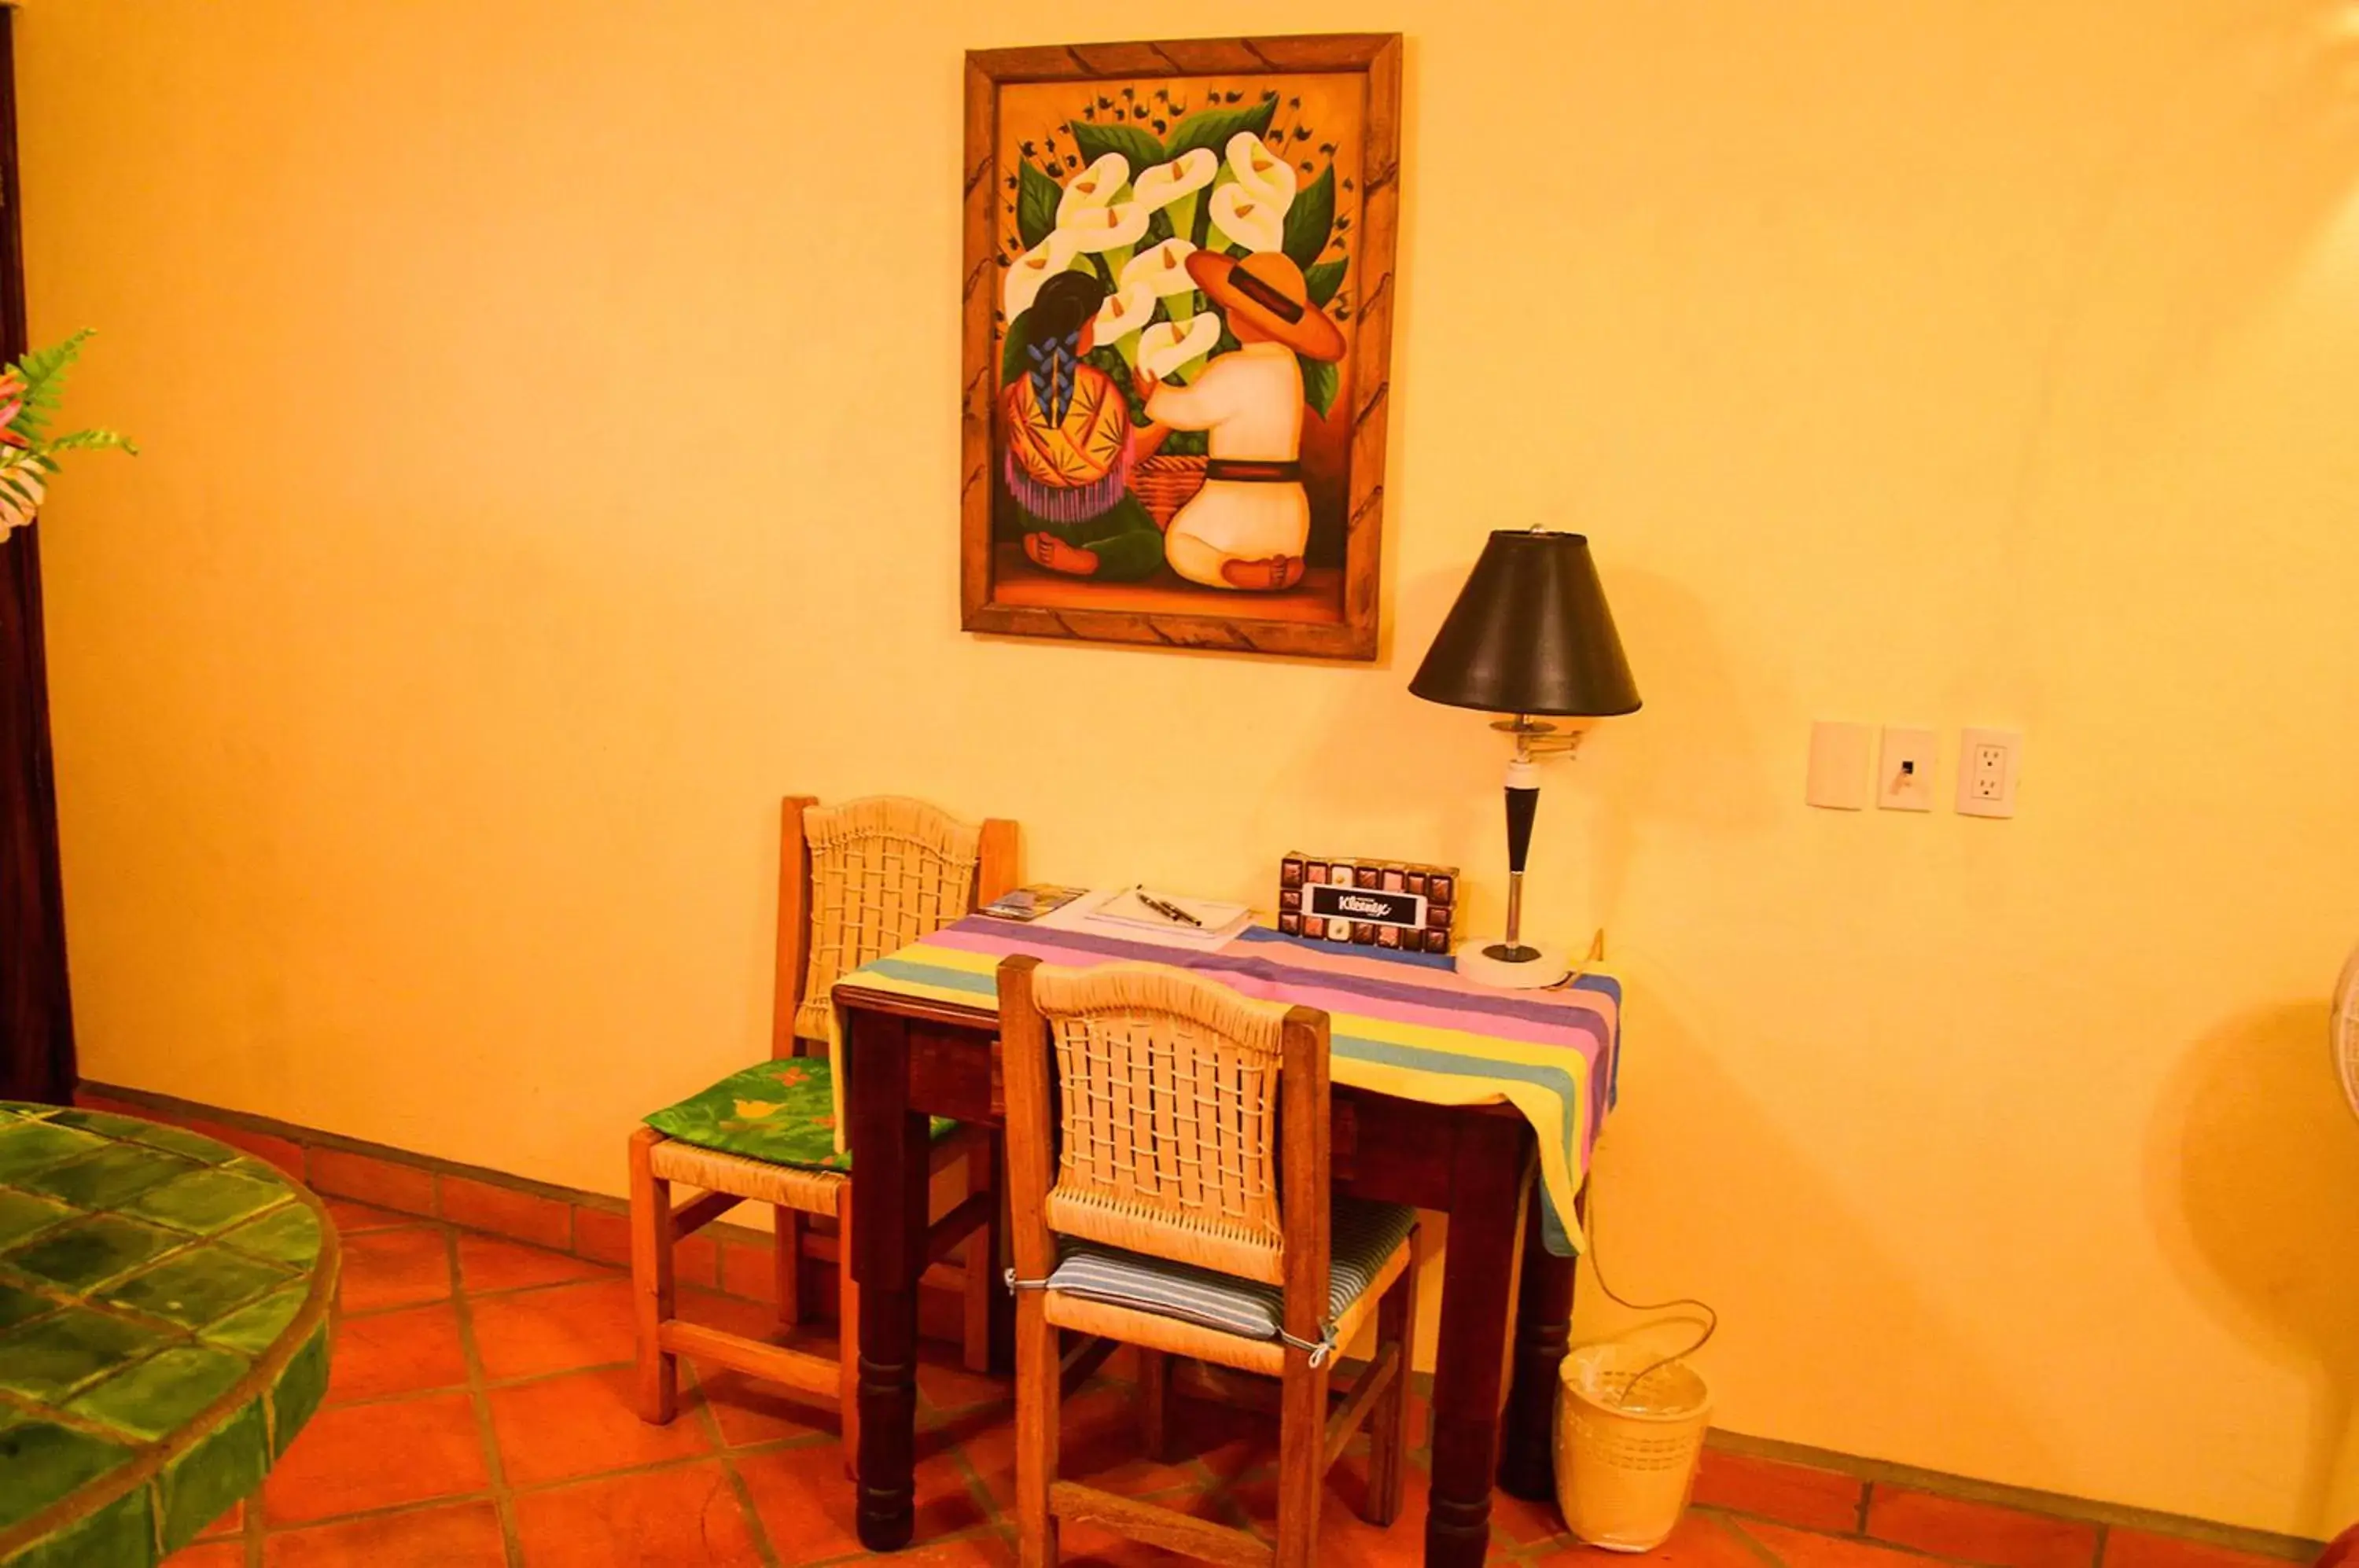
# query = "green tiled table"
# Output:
<box><xmin>0</xmin><ymin>1102</ymin><xmax>338</xmax><ymax>1566</ymax></box>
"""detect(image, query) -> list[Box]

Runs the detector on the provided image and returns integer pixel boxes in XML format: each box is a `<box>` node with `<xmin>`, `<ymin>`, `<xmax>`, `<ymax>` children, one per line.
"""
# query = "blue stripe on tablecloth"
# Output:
<box><xmin>1229</xmin><ymin>926</ymin><xmax>1626</xmax><ymax>1011</ymax></box>
<box><xmin>863</xmin><ymin>957</ymin><xmax>1595</xmax><ymax>1156</ymax></box>
<box><xmin>939</xmin><ymin>919</ymin><xmax>1617</xmax><ymax>1042</ymax></box>
<box><xmin>863</xmin><ymin>956</ymin><xmax>998</xmax><ymax>994</ymax></box>
<box><xmin>1227</xmin><ymin>923</ymin><xmax>1459</xmax><ymax>971</ymax></box>
<box><xmin>1331</xmin><ymin>1031</ymin><xmax>1584</xmax><ymax>1158</ymax></box>
<box><xmin>856</xmin><ymin>922</ymin><xmax>1622</xmax><ymax>1257</ymax></box>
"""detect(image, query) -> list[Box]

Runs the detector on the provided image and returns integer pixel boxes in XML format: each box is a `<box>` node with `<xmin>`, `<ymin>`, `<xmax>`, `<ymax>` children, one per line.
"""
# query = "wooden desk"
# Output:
<box><xmin>841</xmin><ymin>985</ymin><xmax>1575</xmax><ymax>1568</ymax></box>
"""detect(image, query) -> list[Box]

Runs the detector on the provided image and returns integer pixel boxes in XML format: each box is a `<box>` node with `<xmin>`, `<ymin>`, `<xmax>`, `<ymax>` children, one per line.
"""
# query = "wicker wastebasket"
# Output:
<box><xmin>1554</xmin><ymin>1342</ymin><xmax>1713</xmax><ymax>1551</ymax></box>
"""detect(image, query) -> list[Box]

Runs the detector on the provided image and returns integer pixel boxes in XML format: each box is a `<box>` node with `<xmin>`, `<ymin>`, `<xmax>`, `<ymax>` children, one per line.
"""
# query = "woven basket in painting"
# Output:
<box><xmin>1132</xmin><ymin>455</ymin><xmax>1208</xmax><ymax>528</ymax></box>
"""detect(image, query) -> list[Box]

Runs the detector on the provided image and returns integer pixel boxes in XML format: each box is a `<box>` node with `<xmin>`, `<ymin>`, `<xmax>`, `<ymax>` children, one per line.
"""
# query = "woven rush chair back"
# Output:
<box><xmin>1011</xmin><ymin>960</ymin><xmax>1328</xmax><ymax>1287</ymax></box>
<box><xmin>786</xmin><ymin>796</ymin><xmax>984</xmax><ymax>1047</ymax></box>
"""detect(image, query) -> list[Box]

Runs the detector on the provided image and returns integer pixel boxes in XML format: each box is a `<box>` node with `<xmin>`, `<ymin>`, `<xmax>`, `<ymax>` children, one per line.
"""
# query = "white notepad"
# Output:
<box><xmin>1038</xmin><ymin>888</ymin><xmax>1255</xmax><ymax>951</ymax></box>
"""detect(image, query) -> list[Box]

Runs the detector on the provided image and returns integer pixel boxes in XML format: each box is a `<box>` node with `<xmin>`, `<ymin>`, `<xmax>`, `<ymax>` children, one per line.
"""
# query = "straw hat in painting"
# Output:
<box><xmin>1184</xmin><ymin>251</ymin><xmax>1346</xmax><ymax>364</ymax></box>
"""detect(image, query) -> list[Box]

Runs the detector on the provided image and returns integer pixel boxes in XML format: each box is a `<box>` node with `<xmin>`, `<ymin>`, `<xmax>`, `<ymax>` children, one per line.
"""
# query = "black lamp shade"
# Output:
<box><xmin>1410</xmin><ymin>531</ymin><xmax>1641</xmax><ymax>716</ymax></box>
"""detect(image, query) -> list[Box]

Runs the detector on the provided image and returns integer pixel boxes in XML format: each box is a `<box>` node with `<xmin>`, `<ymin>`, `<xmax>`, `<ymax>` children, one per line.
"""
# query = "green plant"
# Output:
<box><xmin>999</xmin><ymin>83</ymin><xmax>1353</xmax><ymax>416</ymax></box>
<box><xmin>0</xmin><ymin>329</ymin><xmax>136</xmax><ymax>537</ymax></box>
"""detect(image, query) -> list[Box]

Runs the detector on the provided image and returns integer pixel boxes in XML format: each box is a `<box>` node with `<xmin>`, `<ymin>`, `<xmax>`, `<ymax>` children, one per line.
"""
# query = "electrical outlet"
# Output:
<box><xmin>1956</xmin><ymin>727</ymin><xmax>2021</xmax><ymax>818</ymax></box>
<box><xmin>1968</xmin><ymin>745</ymin><xmax>2006</xmax><ymax>799</ymax></box>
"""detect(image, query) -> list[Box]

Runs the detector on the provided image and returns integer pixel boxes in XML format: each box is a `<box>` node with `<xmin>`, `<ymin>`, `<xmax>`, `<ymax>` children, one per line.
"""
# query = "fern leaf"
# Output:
<box><xmin>8</xmin><ymin>330</ymin><xmax>96</xmax><ymax>446</ymax></box>
<box><xmin>46</xmin><ymin>428</ymin><xmax>137</xmax><ymax>457</ymax></box>
<box><xmin>12</xmin><ymin>329</ymin><xmax>94</xmax><ymax>393</ymax></box>
<box><xmin>0</xmin><ymin>333</ymin><xmax>134</xmax><ymax>522</ymax></box>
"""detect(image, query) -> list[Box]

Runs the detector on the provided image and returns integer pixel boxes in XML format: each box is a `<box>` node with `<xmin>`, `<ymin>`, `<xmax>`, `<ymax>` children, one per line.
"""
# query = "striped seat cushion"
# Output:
<box><xmin>1043</xmin><ymin>1198</ymin><xmax>1417</xmax><ymax>1343</ymax></box>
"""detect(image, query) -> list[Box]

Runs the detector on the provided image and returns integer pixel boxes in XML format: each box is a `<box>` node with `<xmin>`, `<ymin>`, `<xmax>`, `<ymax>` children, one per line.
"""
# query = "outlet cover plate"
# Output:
<box><xmin>1956</xmin><ymin>727</ymin><xmax>2021</xmax><ymax>818</ymax></box>
<box><xmin>1878</xmin><ymin>726</ymin><xmax>1938</xmax><ymax>812</ymax></box>
<box><xmin>1807</xmin><ymin>721</ymin><xmax>1873</xmax><ymax>810</ymax></box>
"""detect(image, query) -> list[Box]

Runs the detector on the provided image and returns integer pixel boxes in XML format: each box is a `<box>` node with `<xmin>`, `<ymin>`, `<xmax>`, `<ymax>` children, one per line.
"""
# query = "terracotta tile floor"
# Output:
<box><xmin>161</xmin><ymin>1205</ymin><xmax>2300</xmax><ymax>1568</ymax></box>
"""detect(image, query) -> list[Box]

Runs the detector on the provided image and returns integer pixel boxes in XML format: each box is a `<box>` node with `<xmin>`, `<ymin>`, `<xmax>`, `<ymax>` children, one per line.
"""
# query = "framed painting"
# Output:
<box><xmin>960</xmin><ymin>33</ymin><xmax>1401</xmax><ymax>661</ymax></box>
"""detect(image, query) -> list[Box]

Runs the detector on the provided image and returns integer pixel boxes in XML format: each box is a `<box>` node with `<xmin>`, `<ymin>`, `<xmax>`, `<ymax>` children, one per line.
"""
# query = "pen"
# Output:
<box><xmin>1135</xmin><ymin>889</ymin><xmax>1203</xmax><ymax>928</ymax></box>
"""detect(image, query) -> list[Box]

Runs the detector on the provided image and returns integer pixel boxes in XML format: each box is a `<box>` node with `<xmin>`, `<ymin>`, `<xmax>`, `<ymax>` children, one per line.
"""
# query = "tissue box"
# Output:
<box><xmin>1276</xmin><ymin>852</ymin><xmax>1458</xmax><ymax>953</ymax></box>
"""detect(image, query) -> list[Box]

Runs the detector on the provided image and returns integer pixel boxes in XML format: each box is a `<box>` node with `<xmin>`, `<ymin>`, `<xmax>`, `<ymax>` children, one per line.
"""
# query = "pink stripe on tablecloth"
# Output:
<box><xmin>1226</xmin><ymin>929</ymin><xmax>1621</xmax><ymax>1033</ymax></box>
<box><xmin>926</xmin><ymin>924</ymin><xmax>1608</xmax><ymax>1053</ymax></box>
<box><xmin>1196</xmin><ymin>973</ymin><xmax>1607</xmax><ymax>1053</ymax></box>
<box><xmin>933</xmin><ymin>919</ymin><xmax>1616</xmax><ymax>1032</ymax></box>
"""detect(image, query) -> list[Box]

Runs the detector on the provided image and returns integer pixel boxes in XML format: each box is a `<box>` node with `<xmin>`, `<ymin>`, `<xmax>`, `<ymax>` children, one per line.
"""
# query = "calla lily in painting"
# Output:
<box><xmin>1129</xmin><ymin>147</ymin><xmax>1218</xmax><ymax>212</ymax></box>
<box><xmin>1137</xmin><ymin>313</ymin><xmax>1223</xmax><ymax>379</ymax></box>
<box><xmin>1119</xmin><ymin>239</ymin><xmax>1199</xmax><ymax>299</ymax></box>
<box><xmin>1056</xmin><ymin>152</ymin><xmax>1128</xmax><ymax>226</ymax></box>
<box><xmin>1224</xmin><ymin>131</ymin><xmax>1297</xmax><ymax>205</ymax></box>
<box><xmin>1003</xmin><ymin>231</ymin><xmax>1077</xmax><ymax>321</ymax></box>
<box><xmin>1059</xmin><ymin>200</ymin><xmax>1150</xmax><ymax>253</ymax></box>
<box><xmin>1092</xmin><ymin>282</ymin><xmax>1154</xmax><ymax>341</ymax></box>
<box><xmin>1209</xmin><ymin>183</ymin><xmax>1283</xmax><ymax>253</ymax></box>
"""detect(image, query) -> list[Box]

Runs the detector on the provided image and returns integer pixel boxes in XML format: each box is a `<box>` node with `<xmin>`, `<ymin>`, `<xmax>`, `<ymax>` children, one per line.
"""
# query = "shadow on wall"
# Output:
<box><xmin>1292</xmin><ymin>560</ymin><xmax>1783</xmax><ymax>941</ymax></box>
<box><xmin>1577</xmin><ymin>565</ymin><xmax>1783</xmax><ymax>924</ymax></box>
<box><xmin>1286</xmin><ymin>563</ymin><xmax>1507</xmax><ymax>866</ymax></box>
<box><xmin>2148</xmin><ymin>1002</ymin><xmax>2359</xmax><ymax>1534</ymax></box>
<box><xmin>1577</xmin><ymin>981</ymin><xmax>2052</xmax><ymax>1472</ymax></box>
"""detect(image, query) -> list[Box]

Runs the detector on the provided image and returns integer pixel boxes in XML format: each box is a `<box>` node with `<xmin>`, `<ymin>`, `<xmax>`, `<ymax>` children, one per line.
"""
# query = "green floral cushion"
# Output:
<box><xmin>643</xmin><ymin>1058</ymin><xmax>958</xmax><ymax>1171</ymax></box>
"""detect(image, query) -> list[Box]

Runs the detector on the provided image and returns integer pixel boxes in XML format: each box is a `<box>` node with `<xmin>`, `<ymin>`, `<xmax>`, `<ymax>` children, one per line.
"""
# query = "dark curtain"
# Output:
<box><xmin>0</xmin><ymin>8</ymin><xmax>77</xmax><ymax>1106</ymax></box>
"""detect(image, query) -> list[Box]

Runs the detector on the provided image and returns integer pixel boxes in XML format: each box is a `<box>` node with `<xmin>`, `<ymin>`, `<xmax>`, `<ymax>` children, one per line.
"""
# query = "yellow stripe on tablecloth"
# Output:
<box><xmin>826</xmin><ymin>941</ymin><xmax>1600</xmax><ymax>1246</ymax></box>
<box><xmin>822</xmin><ymin>966</ymin><xmax>984</xmax><ymax>1149</ymax></box>
<box><xmin>875</xmin><ymin>940</ymin><xmax>1603</xmax><ymax>1067</ymax></box>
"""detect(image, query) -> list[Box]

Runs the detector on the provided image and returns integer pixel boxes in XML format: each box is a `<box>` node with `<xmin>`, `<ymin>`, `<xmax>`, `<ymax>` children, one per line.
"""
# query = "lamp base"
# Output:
<box><xmin>1456</xmin><ymin>938</ymin><xmax>1570</xmax><ymax>990</ymax></box>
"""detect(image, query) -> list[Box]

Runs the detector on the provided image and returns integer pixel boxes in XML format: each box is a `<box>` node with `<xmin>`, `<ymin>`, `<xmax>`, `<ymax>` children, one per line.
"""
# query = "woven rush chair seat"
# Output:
<box><xmin>999</xmin><ymin>957</ymin><xmax>1426</xmax><ymax>1568</ymax></box>
<box><xmin>1043</xmin><ymin>1196</ymin><xmax>1415</xmax><ymax>1352</ymax></box>
<box><xmin>645</xmin><ymin>1137</ymin><xmax>849</xmax><ymax>1217</ymax></box>
<box><xmin>630</xmin><ymin>794</ymin><xmax>1017</xmax><ymax>1479</ymax></box>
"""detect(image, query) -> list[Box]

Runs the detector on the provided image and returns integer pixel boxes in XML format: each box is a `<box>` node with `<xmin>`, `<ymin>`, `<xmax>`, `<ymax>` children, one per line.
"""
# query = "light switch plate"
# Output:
<box><xmin>1878</xmin><ymin>726</ymin><xmax>1938</xmax><ymax>812</ymax></box>
<box><xmin>1806</xmin><ymin>721</ymin><xmax>1872</xmax><ymax>810</ymax></box>
<box><xmin>1956</xmin><ymin>727</ymin><xmax>2021</xmax><ymax>818</ymax></box>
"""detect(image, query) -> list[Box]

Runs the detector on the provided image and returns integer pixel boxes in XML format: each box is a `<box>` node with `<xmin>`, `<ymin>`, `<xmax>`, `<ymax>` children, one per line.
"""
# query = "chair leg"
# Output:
<box><xmin>960</xmin><ymin>1142</ymin><xmax>995</xmax><ymax>1375</ymax></box>
<box><xmin>988</xmin><ymin>1132</ymin><xmax>1014</xmax><ymax>1374</ymax></box>
<box><xmin>837</xmin><ymin>1194</ymin><xmax>861</xmax><ymax>1481</ymax></box>
<box><xmin>1275</xmin><ymin>1349</ymin><xmax>1331</xmax><ymax>1568</ymax></box>
<box><xmin>1014</xmin><ymin>1293</ymin><xmax>1061</xmax><ymax>1568</ymax></box>
<box><xmin>1135</xmin><ymin>1348</ymin><xmax>1172</xmax><ymax>1463</ymax></box>
<box><xmin>1365</xmin><ymin>1225</ymin><xmax>1426</xmax><ymax>1526</ymax></box>
<box><xmin>627</xmin><ymin>1127</ymin><xmax>678</xmax><ymax>1424</ymax></box>
<box><xmin>775</xmin><ymin>1206</ymin><xmax>804</xmax><ymax>1328</ymax></box>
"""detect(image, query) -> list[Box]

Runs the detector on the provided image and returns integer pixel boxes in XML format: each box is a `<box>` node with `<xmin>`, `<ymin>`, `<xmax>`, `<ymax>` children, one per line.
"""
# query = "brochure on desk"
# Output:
<box><xmin>1036</xmin><ymin>888</ymin><xmax>1255</xmax><ymax>951</ymax></box>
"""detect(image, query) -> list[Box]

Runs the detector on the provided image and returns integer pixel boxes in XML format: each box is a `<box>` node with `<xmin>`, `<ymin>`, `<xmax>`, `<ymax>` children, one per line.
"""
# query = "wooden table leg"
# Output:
<box><xmin>850</xmin><ymin>1007</ymin><xmax>929</xmax><ymax>1553</ymax></box>
<box><xmin>1425</xmin><ymin>1118</ymin><xmax>1532</xmax><ymax>1568</ymax></box>
<box><xmin>1499</xmin><ymin>1185</ymin><xmax>1577</xmax><ymax>1500</ymax></box>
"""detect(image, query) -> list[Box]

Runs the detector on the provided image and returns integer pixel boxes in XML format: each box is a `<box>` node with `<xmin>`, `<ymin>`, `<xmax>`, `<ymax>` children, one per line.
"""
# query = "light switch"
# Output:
<box><xmin>1878</xmin><ymin>726</ymin><xmax>1938</xmax><ymax>812</ymax></box>
<box><xmin>1806</xmin><ymin>721</ymin><xmax>1872</xmax><ymax>810</ymax></box>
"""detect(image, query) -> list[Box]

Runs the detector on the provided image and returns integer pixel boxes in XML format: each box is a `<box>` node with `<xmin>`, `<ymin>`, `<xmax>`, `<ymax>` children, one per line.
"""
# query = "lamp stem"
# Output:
<box><xmin>1499</xmin><ymin>730</ymin><xmax>1541</xmax><ymax>962</ymax></box>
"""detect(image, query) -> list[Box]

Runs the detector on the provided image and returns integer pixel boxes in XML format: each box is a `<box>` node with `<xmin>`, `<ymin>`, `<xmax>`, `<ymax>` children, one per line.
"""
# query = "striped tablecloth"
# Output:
<box><xmin>834</xmin><ymin>916</ymin><xmax>1620</xmax><ymax>1257</ymax></box>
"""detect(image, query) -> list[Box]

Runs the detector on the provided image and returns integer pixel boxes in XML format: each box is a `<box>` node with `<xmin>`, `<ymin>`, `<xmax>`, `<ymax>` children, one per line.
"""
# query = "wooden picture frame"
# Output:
<box><xmin>961</xmin><ymin>33</ymin><xmax>1402</xmax><ymax>661</ymax></box>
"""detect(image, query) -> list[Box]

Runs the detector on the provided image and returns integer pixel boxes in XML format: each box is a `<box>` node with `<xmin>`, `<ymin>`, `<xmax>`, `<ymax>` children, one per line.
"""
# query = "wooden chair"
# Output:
<box><xmin>630</xmin><ymin>795</ymin><xmax>1016</xmax><ymax>1470</ymax></box>
<box><xmin>997</xmin><ymin>956</ymin><xmax>1426</xmax><ymax>1568</ymax></box>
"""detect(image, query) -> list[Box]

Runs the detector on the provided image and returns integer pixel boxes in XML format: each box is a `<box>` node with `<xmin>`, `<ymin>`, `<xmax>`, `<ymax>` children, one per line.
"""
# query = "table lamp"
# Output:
<box><xmin>1410</xmin><ymin>530</ymin><xmax>1640</xmax><ymax>988</ymax></box>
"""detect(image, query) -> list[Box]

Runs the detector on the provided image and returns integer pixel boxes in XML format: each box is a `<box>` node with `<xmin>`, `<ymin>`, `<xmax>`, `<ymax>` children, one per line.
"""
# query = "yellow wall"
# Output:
<box><xmin>19</xmin><ymin>0</ymin><xmax>2359</xmax><ymax>1538</ymax></box>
